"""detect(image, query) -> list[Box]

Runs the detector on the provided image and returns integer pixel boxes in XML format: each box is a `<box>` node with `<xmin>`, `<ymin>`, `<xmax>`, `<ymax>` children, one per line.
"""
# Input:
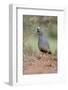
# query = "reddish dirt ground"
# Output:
<box><xmin>23</xmin><ymin>54</ymin><xmax>57</xmax><ymax>75</ymax></box>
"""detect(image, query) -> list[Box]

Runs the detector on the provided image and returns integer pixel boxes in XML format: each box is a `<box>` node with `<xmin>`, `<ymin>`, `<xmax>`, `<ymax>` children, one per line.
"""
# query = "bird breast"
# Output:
<box><xmin>38</xmin><ymin>35</ymin><xmax>49</xmax><ymax>50</ymax></box>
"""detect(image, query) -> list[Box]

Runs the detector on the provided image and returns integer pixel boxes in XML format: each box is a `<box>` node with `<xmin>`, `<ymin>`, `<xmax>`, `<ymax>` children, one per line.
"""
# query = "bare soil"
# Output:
<box><xmin>23</xmin><ymin>54</ymin><xmax>57</xmax><ymax>75</ymax></box>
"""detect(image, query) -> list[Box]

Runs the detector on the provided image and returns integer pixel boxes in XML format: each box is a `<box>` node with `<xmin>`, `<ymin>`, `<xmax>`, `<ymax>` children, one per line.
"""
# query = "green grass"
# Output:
<box><xmin>23</xmin><ymin>15</ymin><xmax>57</xmax><ymax>56</ymax></box>
<box><xmin>48</xmin><ymin>38</ymin><xmax>57</xmax><ymax>55</ymax></box>
<box><xmin>24</xmin><ymin>35</ymin><xmax>57</xmax><ymax>56</ymax></box>
<box><xmin>24</xmin><ymin>36</ymin><xmax>40</xmax><ymax>56</ymax></box>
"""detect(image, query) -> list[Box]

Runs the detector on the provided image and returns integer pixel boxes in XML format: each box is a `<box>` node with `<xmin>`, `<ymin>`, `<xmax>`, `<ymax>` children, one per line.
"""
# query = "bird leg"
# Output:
<box><xmin>37</xmin><ymin>52</ymin><xmax>44</xmax><ymax>59</ymax></box>
<box><xmin>40</xmin><ymin>52</ymin><xmax>44</xmax><ymax>58</ymax></box>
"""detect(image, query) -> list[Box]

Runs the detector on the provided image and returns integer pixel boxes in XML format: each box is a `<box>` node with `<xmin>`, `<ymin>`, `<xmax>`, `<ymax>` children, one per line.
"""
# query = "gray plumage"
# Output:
<box><xmin>37</xmin><ymin>27</ymin><xmax>51</xmax><ymax>54</ymax></box>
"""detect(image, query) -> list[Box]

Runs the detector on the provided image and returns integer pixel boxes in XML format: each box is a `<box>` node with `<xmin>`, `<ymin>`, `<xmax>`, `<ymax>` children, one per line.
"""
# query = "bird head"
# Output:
<box><xmin>37</xmin><ymin>26</ymin><xmax>43</xmax><ymax>36</ymax></box>
<box><xmin>37</xmin><ymin>26</ymin><xmax>40</xmax><ymax>33</ymax></box>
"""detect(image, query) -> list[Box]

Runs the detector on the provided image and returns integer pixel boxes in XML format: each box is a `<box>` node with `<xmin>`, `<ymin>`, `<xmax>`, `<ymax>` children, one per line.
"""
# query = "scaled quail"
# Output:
<box><xmin>37</xmin><ymin>27</ymin><xmax>51</xmax><ymax>54</ymax></box>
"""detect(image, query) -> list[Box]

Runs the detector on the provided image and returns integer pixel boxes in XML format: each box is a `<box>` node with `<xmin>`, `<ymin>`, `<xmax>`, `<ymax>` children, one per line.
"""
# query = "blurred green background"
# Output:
<box><xmin>23</xmin><ymin>15</ymin><xmax>57</xmax><ymax>56</ymax></box>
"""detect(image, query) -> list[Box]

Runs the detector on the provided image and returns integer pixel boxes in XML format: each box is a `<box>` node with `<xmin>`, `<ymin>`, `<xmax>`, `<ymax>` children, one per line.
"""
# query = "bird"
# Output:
<box><xmin>37</xmin><ymin>26</ymin><xmax>51</xmax><ymax>55</ymax></box>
